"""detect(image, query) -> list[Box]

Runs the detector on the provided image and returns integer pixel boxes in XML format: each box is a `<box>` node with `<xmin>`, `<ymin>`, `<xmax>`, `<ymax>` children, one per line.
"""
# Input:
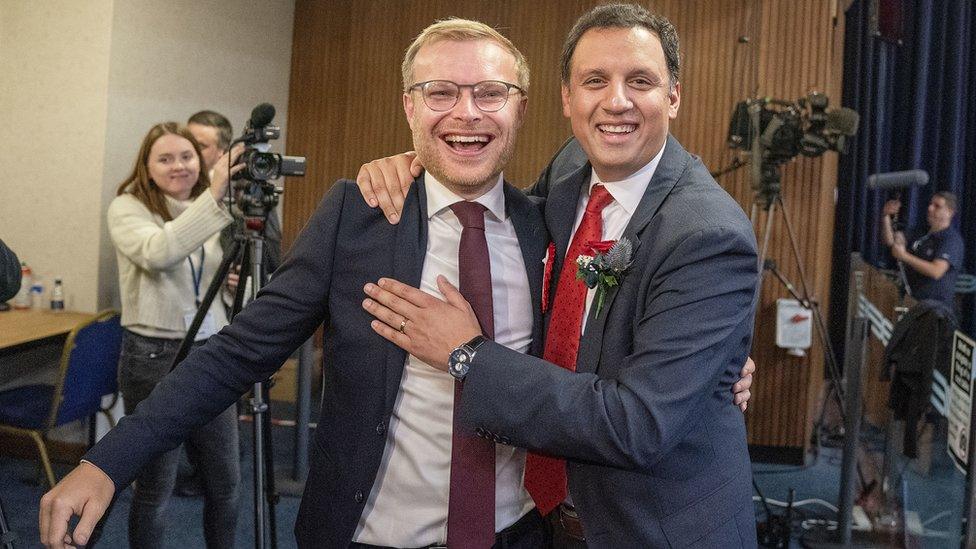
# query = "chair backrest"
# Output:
<box><xmin>49</xmin><ymin>310</ymin><xmax>122</xmax><ymax>427</ymax></box>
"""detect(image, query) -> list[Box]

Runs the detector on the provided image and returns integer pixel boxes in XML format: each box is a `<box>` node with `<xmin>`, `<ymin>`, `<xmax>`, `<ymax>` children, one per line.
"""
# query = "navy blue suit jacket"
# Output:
<box><xmin>85</xmin><ymin>178</ymin><xmax>548</xmax><ymax>548</ymax></box>
<box><xmin>458</xmin><ymin>136</ymin><xmax>760</xmax><ymax>547</ymax></box>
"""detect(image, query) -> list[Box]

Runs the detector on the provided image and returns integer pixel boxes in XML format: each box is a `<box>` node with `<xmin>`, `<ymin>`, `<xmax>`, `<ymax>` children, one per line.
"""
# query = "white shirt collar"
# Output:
<box><xmin>587</xmin><ymin>143</ymin><xmax>666</xmax><ymax>216</ymax></box>
<box><xmin>424</xmin><ymin>172</ymin><xmax>506</xmax><ymax>222</ymax></box>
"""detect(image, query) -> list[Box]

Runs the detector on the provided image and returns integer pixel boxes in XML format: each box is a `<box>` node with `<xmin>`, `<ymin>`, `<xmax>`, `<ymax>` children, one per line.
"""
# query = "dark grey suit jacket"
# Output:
<box><xmin>85</xmin><ymin>178</ymin><xmax>548</xmax><ymax>548</ymax></box>
<box><xmin>458</xmin><ymin>136</ymin><xmax>760</xmax><ymax>548</ymax></box>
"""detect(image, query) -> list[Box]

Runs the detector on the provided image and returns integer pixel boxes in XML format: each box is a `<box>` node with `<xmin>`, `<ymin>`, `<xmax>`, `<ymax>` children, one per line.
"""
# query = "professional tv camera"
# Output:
<box><xmin>725</xmin><ymin>92</ymin><xmax>859</xmax><ymax>206</ymax></box>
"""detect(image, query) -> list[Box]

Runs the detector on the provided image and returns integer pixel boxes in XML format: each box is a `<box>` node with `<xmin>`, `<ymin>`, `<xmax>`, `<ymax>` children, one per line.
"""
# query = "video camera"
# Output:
<box><xmin>727</xmin><ymin>92</ymin><xmax>859</xmax><ymax>163</ymax></box>
<box><xmin>234</xmin><ymin>103</ymin><xmax>306</xmax><ymax>182</ymax></box>
<box><xmin>229</xmin><ymin>103</ymin><xmax>306</xmax><ymax>221</ymax></box>
<box><xmin>725</xmin><ymin>92</ymin><xmax>859</xmax><ymax>206</ymax></box>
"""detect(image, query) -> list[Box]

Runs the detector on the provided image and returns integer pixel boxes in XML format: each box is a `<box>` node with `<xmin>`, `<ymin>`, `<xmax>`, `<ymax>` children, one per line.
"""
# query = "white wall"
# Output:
<box><xmin>0</xmin><ymin>0</ymin><xmax>295</xmax><ymax>312</ymax></box>
<box><xmin>0</xmin><ymin>1</ymin><xmax>115</xmax><ymax>312</ymax></box>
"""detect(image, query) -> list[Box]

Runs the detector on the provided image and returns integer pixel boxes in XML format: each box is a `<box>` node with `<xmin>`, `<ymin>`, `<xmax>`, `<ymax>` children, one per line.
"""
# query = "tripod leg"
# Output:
<box><xmin>251</xmin><ymin>381</ymin><xmax>267</xmax><ymax>549</ymax></box>
<box><xmin>229</xmin><ymin>243</ymin><xmax>251</xmax><ymax>322</ymax></box>
<box><xmin>259</xmin><ymin>383</ymin><xmax>280</xmax><ymax>549</ymax></box>
<box><xmin>758</xmin><ymin>200</ymin><xmax>776</xmax><ymax>273</ymax></box>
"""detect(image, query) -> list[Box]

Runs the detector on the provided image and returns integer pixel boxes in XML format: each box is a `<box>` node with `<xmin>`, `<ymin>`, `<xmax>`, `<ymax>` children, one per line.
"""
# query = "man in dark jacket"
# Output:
<box><xmin>0</xmin><ymin>238</ymin><xmax>21</xmax><ymax>303</ymax></box>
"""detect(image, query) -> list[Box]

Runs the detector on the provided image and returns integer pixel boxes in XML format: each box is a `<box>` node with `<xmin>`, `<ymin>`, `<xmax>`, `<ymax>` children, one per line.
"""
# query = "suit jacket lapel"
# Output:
<box><xmin>576</xmin><ymin>136</ymin><xmax>688</xmax><ymax>374</ymax></box>
<box><xmin>546</xmin><ymin>163</ymin><xmax>590</xmax><ymax>292</ymax></box>
<box><xmin>504</xmin><ymin>184</ymin><xmax>548</xmax><ymax>356</ymax></box>
<box><xmin>384</xmin><ymin>176</ymin><xmax>428</xmax><ymax>410</ymax></box>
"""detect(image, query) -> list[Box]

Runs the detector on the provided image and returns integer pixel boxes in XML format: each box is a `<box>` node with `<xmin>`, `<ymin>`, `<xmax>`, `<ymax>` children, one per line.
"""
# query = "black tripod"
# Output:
<box><xmin>170</xmin><ymin>183</ymin><xmax>281</xmax><ymax>549</ymax></box>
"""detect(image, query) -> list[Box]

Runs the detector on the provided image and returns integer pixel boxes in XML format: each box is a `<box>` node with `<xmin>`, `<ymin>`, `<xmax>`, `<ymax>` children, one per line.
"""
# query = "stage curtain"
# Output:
<box><xmin>829</xmin><ymin>0</ymin><xmax>976</xmax><ymax>353</ymax></box>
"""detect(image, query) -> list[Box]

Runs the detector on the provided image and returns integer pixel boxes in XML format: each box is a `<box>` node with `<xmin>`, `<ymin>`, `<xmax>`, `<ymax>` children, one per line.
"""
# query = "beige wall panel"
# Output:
<box><xmin>0</xmin><ymin>1</ymin><xmax>115</xmax><ymax>313</ymax></box>
<box><xmin>1</xmin><ymin>0</ymin><xmax>295</xmax><ymax>313</ymax></box>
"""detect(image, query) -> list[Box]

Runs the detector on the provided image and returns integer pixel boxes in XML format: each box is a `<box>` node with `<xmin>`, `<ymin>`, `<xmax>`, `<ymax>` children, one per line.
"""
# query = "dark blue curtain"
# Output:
<box><xmin>829</xmin><ymin>0</ymin><xmax>976</xmax><ymax>354</ymax></box>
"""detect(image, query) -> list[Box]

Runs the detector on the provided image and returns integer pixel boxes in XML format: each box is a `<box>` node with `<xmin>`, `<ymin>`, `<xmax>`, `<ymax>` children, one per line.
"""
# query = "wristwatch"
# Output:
<box><xmin>448</xmin><ymin>335</ymin><xmax>487</xmax><ymax>381</ymax></box>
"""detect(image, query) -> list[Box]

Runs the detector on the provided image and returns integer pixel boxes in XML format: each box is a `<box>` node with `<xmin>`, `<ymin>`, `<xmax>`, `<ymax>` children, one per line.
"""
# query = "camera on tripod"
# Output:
<box><xmin>229</xmin><ymin>103</ymin><xmax>306</xmax><ymax>221</ymax></box>
<box><xmin>727</xmin><ymin>92</ymin><xmax>859</xmax><ymax>162</ymax></box>
<box><xmin>724</xmin><ymin>92</ymin><xmax>859</xmax><ymax>206</ymax></box>
<box><xmin>238</xmin><ymin>148</ymin><xmax>307</xmax><ymax>182</ymax></box>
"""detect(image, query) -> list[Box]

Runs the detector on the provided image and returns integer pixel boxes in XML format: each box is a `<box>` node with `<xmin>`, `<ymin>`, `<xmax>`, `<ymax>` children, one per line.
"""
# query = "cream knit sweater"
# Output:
<box><xmin>107</xmin><ymin>191</ymin><xmax>233</xmax><ymax>338</ymax></box>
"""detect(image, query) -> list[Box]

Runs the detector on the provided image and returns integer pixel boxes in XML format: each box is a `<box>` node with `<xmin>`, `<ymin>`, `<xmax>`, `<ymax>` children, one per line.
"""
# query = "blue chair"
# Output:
<box><xmin>0</xmin><ymin>310</ymin><xmax>122</xmax><ymax>487</ymax></box>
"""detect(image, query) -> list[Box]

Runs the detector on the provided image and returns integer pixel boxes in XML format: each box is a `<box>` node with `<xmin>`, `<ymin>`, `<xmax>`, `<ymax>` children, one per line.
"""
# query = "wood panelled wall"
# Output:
<box><xmin>283</xmin><ymin>0</ymin><xmax>847</xmax><ymax>456</ymax></box>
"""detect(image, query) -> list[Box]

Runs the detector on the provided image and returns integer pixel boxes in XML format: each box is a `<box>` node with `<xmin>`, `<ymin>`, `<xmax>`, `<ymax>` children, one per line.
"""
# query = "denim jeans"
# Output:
<box><xmin>118</xmin><ymin>330</ymin><xmax>240</xmax><ymax>549</ymax></box>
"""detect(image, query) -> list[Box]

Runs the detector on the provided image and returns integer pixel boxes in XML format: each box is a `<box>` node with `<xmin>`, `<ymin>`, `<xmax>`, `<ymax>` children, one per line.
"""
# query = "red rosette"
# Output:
<box><xmin>541</xmin><ymin>242</ymin><xmax>556</xmax><ymax>312</ymax></box>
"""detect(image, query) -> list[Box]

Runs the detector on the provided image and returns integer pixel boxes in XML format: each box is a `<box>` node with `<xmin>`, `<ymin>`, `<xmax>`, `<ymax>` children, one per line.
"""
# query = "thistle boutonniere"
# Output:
<box><xmin>576</xmin><ymin>237</ymin><xmax>633</xmax><ymax>316</ymax></box>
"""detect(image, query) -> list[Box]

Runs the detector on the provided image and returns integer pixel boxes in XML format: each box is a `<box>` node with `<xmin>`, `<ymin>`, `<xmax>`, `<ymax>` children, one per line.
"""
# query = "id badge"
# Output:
<box><xmin>184</xmin><ymin>310</ymin><xmax>217</xmax><ymax>341</ymax></box>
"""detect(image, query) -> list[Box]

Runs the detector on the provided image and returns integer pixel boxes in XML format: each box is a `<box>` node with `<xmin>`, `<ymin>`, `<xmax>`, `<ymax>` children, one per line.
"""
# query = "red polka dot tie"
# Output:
<box><xmin>524</xmin><ymin>184</ymin><xmax>613</xmax><ymax>515</ymax></box>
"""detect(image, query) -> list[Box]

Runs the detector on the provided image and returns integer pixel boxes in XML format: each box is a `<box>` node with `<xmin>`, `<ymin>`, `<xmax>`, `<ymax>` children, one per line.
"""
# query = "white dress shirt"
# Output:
<box><xmin>353</xmin><ymin>173</ymin><xmax>536</xmax><ymax>546</ymax></box>
<box><xmin>571</xmin><ymin>145</ymin><xmax>665</xmax><ymax>333</ymax></box>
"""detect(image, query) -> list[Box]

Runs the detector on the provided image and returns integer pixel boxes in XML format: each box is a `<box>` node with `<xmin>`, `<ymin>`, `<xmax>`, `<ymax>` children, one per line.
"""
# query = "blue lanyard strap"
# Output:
<box><xmin>187</xmin><ymin>247</ymin><xmax>205</xmax><ymax>307</ymax></box>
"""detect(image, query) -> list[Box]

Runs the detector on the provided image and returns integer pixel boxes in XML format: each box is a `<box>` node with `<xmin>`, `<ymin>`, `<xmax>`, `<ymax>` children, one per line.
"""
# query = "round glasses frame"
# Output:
<box><xmin>407</xmin><ymin>79</ymin><xmax>524</xmax><ymax>112</ymax></box>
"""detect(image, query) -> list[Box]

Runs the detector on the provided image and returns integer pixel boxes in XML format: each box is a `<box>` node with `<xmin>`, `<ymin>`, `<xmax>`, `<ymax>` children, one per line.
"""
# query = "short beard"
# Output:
<box><xmin>413</xmin><ymin>129</ymin><xmax>518</xmax><ymax>193</ymax></box>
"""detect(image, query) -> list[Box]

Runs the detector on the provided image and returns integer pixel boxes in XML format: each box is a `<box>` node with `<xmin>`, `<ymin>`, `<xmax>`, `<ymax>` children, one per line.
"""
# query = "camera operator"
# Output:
<box><xmin>881</xmin><ymin>191</ymin><xmax>964</xmax><ymax>309</ymax></box>
<box><xmin>188</xmin><ymin>110</ymin><xmax>283</xmax><ymax>281</ymax></box>
<box><xmin>105</xmin><ymin>122</ymin><xmax>245</xmax><ymax>548</ymax></box>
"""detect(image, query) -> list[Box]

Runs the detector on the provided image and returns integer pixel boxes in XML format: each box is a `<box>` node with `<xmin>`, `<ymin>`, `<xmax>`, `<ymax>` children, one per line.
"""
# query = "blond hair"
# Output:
<box><xmin>401</xmin><ymin>18</ymin><xmax>530</xmax><ymax>92</ymax></box>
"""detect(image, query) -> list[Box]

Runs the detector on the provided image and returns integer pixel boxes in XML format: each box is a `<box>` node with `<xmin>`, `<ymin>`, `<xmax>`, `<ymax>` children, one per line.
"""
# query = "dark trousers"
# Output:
<box><xmin>118</xmin><ymin>330</ymin><xmax>241</xmax><ymax>549</ymax></box>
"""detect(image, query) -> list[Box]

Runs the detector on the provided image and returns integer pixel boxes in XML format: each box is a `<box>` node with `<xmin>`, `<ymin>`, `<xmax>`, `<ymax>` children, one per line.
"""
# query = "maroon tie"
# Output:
<box><xmin>447</xmin><ymin>201</ymin><xmax>495</xmax><ymax>548</ymax></box>
<box><xmin>524</xmin><ymin>184</ymin><xmax>614</xmax><ymax>515</ymax></box>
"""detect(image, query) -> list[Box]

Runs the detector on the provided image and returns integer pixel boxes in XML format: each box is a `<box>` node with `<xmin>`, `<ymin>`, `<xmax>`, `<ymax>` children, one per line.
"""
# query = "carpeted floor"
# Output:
<box><xmin>1</xmin><ymin>417</ymin><xmax>966</xmax><ymax>548</ymax></box>
<box><xmin>1</xmin><ymin>414</ymin><xmax>304</xmax><ymax>548</ymax></box>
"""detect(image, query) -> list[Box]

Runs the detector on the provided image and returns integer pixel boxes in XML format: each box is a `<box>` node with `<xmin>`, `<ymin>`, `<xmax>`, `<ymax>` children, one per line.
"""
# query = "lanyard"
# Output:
<box><xmin>187</xmin><ymin>247</ymin><xmax>205</xmax><ymax>308</ymax></box>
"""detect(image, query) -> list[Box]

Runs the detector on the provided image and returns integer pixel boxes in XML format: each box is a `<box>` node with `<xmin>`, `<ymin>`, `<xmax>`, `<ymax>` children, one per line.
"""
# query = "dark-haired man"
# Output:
<box><xmin>882</xmin><ymin>191</ymin><xmax>964</xmax><ymax>309</ymax></box>
<box><xmin>360</xmin><ymin>3</ymin><xmax>759</xmax><ymax>546</ymax></box>
<box><xmin>188</xmin><ymin>110</ymin><xmax>283</xmax><ymax>275</ymax></box>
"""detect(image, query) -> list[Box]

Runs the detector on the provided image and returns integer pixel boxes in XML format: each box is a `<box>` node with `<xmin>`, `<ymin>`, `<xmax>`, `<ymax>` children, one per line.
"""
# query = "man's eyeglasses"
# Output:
<box><xmin>407</xmin><ymin>80</ymin><xmax>523</xmax><ymax>112</ymax></box>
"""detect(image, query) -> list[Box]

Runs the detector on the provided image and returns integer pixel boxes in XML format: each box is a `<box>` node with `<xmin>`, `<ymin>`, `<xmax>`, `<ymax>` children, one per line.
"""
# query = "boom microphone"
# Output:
<box><xmin>867</xmin><ymin>169</ymin><xmax>929</xmax><ymax>190</ymax></box>
<box><xmin>249</xmin><ymin>103</ymin><xmax>276</xmax><ymax>128</ymax></box>
<box><xmin>233</xmin><ymin>103</ymin><xmax>280</xmax><ymax>146</ymax></box>
<box><xmin>826</xmin><ymin>108</ymin><xmax>859</xmax><ymax>136</ymax></box>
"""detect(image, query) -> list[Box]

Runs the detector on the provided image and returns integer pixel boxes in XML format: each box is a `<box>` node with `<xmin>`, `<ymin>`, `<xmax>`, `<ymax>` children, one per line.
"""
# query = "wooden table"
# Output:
<box><xmin>0</xmin><ymin>309</ymin><xmax>94</xmax><ymax>350</ymax></box>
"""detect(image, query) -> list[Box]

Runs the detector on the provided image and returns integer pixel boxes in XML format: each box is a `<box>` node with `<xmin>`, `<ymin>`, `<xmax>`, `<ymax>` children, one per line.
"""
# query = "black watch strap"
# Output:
<box><xmin>465</xmin><ymin>334</ymin><xmax>488</xmax><ymax>351</ymax></box>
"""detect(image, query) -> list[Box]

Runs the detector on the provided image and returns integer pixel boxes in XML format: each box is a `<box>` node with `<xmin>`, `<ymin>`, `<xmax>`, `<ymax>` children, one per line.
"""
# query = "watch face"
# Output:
<box><xmin>449</xmin><ymin>348</ymin><xmax>470</xmax><ymax>378</ymax></box>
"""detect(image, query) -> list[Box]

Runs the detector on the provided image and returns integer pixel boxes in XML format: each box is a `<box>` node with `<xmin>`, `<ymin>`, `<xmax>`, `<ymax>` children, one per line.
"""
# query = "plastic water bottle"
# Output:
<box><xmin>51</xmin><ymin>279</ymin><xmax>65</xmax><ymax>311</ymax></box>
<box><xmin>13</xmin><ymin>262</ymin><xmax>32</xmax><ymax>309</ymax></box>
<box><xmin>30</xmin><ymin>280</ymin><xmax>44</xmax><ymax>309</ymax></box>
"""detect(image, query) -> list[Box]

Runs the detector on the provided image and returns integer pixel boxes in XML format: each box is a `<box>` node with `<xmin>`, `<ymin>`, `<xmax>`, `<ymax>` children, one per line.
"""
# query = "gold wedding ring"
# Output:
<box><xmin>398</xmin><ymin>319</ymin><xmax>407</xmax><ymax>333</ymax></box>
